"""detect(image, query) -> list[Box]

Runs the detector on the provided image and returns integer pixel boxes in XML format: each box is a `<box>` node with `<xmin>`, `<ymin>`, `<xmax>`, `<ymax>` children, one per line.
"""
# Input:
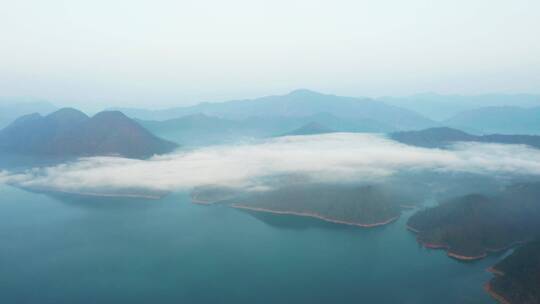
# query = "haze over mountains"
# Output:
<box><xmin>0</xmin><ymin>98</ymin><xmax>57</xmax><ymax>129</ymax></box>
<box><xmin>116</xmin><ymin>90</ymin><xmax>539</xmax><ymax>146</ymax></box>
<box><xmin>117</xmin><ymin>90</ymin><xmax>540</xmax><ymax>139</ymax></box>
<box><xmin>381</xmin><ymin>93</ymin><xmax>540</xmax><ymax>121</ymax></box>
<box><xmin>443</xmin><ymin>106</ymin><xmax>540</xmax><ymax>135</ymax></box>
<box><xmin>117</xmin><ymin>89</ymin><xmax>435</xmax><ymax>133</ymax></box>
<box><xmin>112</xmin><ymin>89</ymin><xmax>426</xmax><ymax>125</ymax></box>
<box><xmin>3</xmin><ymin>90</ymin><xmax>540</xmax><ymax>145</ymax></box>
<box><xmin>110</xmin><ymin>91</ymin><xmax>540</xmax><ymax>122</ymax></box>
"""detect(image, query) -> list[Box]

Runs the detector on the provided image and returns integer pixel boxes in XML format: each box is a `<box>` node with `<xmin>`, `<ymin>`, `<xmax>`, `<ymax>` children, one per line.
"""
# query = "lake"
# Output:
<box><xmin>0</xmin><ymin>184</ymin><xmax>498</xmax><ymax>303</ymax></box>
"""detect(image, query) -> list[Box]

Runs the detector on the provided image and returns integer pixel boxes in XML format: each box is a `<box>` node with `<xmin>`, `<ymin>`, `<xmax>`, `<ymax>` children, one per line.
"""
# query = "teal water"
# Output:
<box><xmin>0</xmin><ymin>184</ymin><xmax>498</xmax><ymax>304</ymax></box>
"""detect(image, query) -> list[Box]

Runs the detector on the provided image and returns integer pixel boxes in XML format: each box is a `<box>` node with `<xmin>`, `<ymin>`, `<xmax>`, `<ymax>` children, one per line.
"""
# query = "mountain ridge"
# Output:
<box><xmin>0</xmin><ymin>108</ymin><xmax>177</xmax><ymax>159</ymax></box>
<box><xmin>112</xmin><ymin>89</ymin><xmax>436</xmax><ymax>131</ymax></box>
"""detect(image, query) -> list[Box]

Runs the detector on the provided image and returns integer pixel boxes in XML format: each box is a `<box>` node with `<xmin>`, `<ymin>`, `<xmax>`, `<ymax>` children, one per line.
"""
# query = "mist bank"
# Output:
<box><xmin>1</xmin><ymin>133</ymin><xmax>540</xmax><ymax>197</ymax></box>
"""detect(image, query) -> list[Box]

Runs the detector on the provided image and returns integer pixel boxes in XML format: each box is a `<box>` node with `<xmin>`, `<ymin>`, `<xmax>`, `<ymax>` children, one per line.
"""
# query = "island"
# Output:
<box><xmin>485</xmin><ymin>240</ymin><xmax>540</xmax><ymax>304</ymax></box>
<box><xmin>407</xmin><ymin>183</ymin><xmax>540</xmax><ymax>261</ymax></box>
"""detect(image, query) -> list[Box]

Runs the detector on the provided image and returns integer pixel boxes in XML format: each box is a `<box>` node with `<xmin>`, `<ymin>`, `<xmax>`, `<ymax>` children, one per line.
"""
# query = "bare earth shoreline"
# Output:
<box><xmin>231</xmin><ymin>204</ymin><xmax>400</xmax><ymax>228</ymax></box>
<box><xmin>484</xmin><ymin>267</ymin><xmax>513</xmax><ymax>304</ymax></box>
<box><xmin>406</xmin><ymin>224</ymin><xmax>527</xmax><ymax>262</ymax></box>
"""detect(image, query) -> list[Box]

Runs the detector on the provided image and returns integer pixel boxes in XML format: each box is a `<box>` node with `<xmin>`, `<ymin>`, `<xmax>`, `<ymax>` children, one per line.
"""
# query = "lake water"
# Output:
<box><xmin>0</xmin><ymin>184</ymin><xmax>498</xmax><ymax>303</ymax></box>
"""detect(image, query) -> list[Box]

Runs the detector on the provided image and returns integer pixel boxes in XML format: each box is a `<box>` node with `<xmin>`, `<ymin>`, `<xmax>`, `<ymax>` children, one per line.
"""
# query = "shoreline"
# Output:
<box><xmin>486</xmin><ymin>266</ymin><xmax>505</xmax><ymax>276</ymax></box>
<box><xmin>406</xmin><ymin>224</ymin><xmax>488</xmax><ymax>261</ymax></box>
<box><xmin>54</xmin><ymin>190</ymin><xmax>164</xmax><ymax>200</ymax></box>
<box><xmin>448</xmin><ymin>251</ymin><xmax>487</xmax><ymax>261</ymax></box>
<box><xmin>190</xmin><ymin>194</ymin><xmax>215</xmax><ymax>205</ymax></box>
<box><xmin>191</xmin><ymin>198</ymin><xmax>213</xmax><ymax>205</ymax></box>
<box><xmin>484</xmin><ymin>282</ymin><xmax>512</xmax><ymax>304</ymax></box>
<box><xmin>405</xmin><ymin>224</ymin><xmax>420</xmax><ymax>233</ymax></box>
<box><xmin>23</xmin><ymin>187</ymin><xmax>165</xmax><ymax>200</ymax></box>
<box><xmin>231</xmin><ymin>204</ymin><xmax>399</xmax><ymax>228</ymax></box>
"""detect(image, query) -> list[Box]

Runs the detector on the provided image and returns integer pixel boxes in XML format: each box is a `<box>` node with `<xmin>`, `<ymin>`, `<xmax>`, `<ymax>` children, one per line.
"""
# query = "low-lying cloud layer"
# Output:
<box><xmin>2</xmin><ymin>133</ymin><xmax>540</xmax><ymax>196</ymax></box>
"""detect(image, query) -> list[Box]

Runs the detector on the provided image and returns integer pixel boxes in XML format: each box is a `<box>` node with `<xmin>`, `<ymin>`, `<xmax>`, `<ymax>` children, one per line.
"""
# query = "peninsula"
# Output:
<box><xmin>407</xmin><ymin>183</ymin><xmax>540</xmax><ymax>261</ymax></box>
<box><xmin>485</xmin><ymin>240</ymin><xmax>540</xmax><ymax>304</ymax></box>
<box><xmin>229</xmin><ymin>183</ymin><xmax>403</xmax><ymax>228</ymax></box>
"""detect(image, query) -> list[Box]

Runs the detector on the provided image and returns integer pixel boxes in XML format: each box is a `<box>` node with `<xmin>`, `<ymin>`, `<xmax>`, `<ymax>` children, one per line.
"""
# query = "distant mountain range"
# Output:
<box><xmin>118</xmin><ymin>90</ymin><xmax>540</xmax><ymax>137</ymax></box>
<box><xmin>0</xmin><ymin>108</ymin><xmax>177</xmax><ymax>159</ymax></box>
<box><xmin>391</xmin><ymin>127</ymin><xmax>540</xmax><ymax>149</ymax></box>
<box><xmin>114</xmin><ymin>89</ymin><xmax>436</xmax><ymax>131</ymax></box>
<box><xmin>443</xmin><ymin>106</ymin><xmax>540</xmax><ymax>135</ymax></box>
<box><xmin>3</xmin><ymin>91</ymin><xmax>540</xmax><ymax>143</ymax></box>
<box><xmin>381</xmin><ymin>93</ymin><xmax>540</xmax><ymax>121</ymax></box>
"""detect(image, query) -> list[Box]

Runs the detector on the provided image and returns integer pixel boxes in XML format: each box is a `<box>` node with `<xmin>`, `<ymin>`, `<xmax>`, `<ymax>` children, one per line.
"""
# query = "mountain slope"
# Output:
<box><xmin>0</xmin><ymin>108</ymin><xmax>177</xmax><ymax>159</ymax></box>
<box><xmin>280</xmin><ymin>122</ymin><xmax>335</xmax><ymax>136</ymax></box>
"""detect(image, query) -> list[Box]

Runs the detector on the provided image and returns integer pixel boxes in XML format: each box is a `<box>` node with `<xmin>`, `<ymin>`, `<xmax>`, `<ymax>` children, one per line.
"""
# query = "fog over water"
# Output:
<box><xmin>2</xmin><ymin>133</ymin><xmax>540</xmax><ymax>195</ymax></box>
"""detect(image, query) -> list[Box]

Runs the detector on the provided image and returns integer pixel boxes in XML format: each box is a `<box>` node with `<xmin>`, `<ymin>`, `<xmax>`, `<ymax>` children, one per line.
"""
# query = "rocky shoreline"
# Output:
<box><xmin>231</xmin><ymin>204</ymin><xmax>399</xmax><ymax>228</ymax></box>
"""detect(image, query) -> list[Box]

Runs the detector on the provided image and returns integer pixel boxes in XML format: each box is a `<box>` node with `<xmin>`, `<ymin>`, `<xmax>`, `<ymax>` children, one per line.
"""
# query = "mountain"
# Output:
<box><xmin>407</xmin><ymin>183</ymin><xmax>540</xmax><ymax>260</ymax></box>
<box><xmin>0</xmin><ymin>108</ymin><xmax>177</xmax><ymax>159</ymax></box>
<box><xmin>114</xmin><ymin>89</ymin><xmax>436</xmax><ymax>131</ymax></box>
<box><xmin>381</xmin><ymin>93</ymin><xmax>540</xmax><ymax>121</ymax></box>
<box><xmin>486</xmin><ymin>240</ymin><xmax>540</xmax><ymax>304</ymax></box>
<box><xmin>391</xmin><ymin>127</ymin><xmax>540</xmax><ymax>149</ymax></box>
<box><xmin>443</xmin><ymin>106</ymin><xmax>540</xmax><ymax>135</ymax></box>
<box><xmin>0</xmin><ymin>99</ymin><xmax>57</xmax><ymax>129</ymax></box>
<box><xmin>280</xmin><ymin>122</ymin><xmax>335</xmax><ymax>136</ymax></box>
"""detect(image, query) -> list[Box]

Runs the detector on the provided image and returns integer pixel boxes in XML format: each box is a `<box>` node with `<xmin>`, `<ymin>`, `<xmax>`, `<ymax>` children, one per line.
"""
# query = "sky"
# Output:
<box><xmin>1</xmin><ymin>0</ymin><xmax>539</xmax><ymax>110</ymax></box>
<box><xmin>2</xmin><ymin>133</ymin><xmax>540</xmax><ymax>195</ymax></box>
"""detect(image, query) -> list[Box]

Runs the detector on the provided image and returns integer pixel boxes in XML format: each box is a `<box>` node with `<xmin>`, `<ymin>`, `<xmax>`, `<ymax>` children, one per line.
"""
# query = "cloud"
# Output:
<box><xmin>2</xmin><ymin>133</ymin><xmax>540</xmax><ymax>196</ymax></box>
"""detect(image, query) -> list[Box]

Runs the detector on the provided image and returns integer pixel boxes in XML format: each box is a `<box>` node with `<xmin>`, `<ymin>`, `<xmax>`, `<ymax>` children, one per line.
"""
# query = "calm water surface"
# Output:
<box><xmin>0</xmin><ymin>184</ymin><xmax>498</xmax><ymax>303</ymax></box>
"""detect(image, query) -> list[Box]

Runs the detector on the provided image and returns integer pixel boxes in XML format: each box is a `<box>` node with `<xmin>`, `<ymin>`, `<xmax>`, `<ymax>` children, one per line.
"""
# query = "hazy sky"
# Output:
<box><xmin>1</xmin><ymin>0</ymin><xmax>539</xmax><ymax>109</ymax></box>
